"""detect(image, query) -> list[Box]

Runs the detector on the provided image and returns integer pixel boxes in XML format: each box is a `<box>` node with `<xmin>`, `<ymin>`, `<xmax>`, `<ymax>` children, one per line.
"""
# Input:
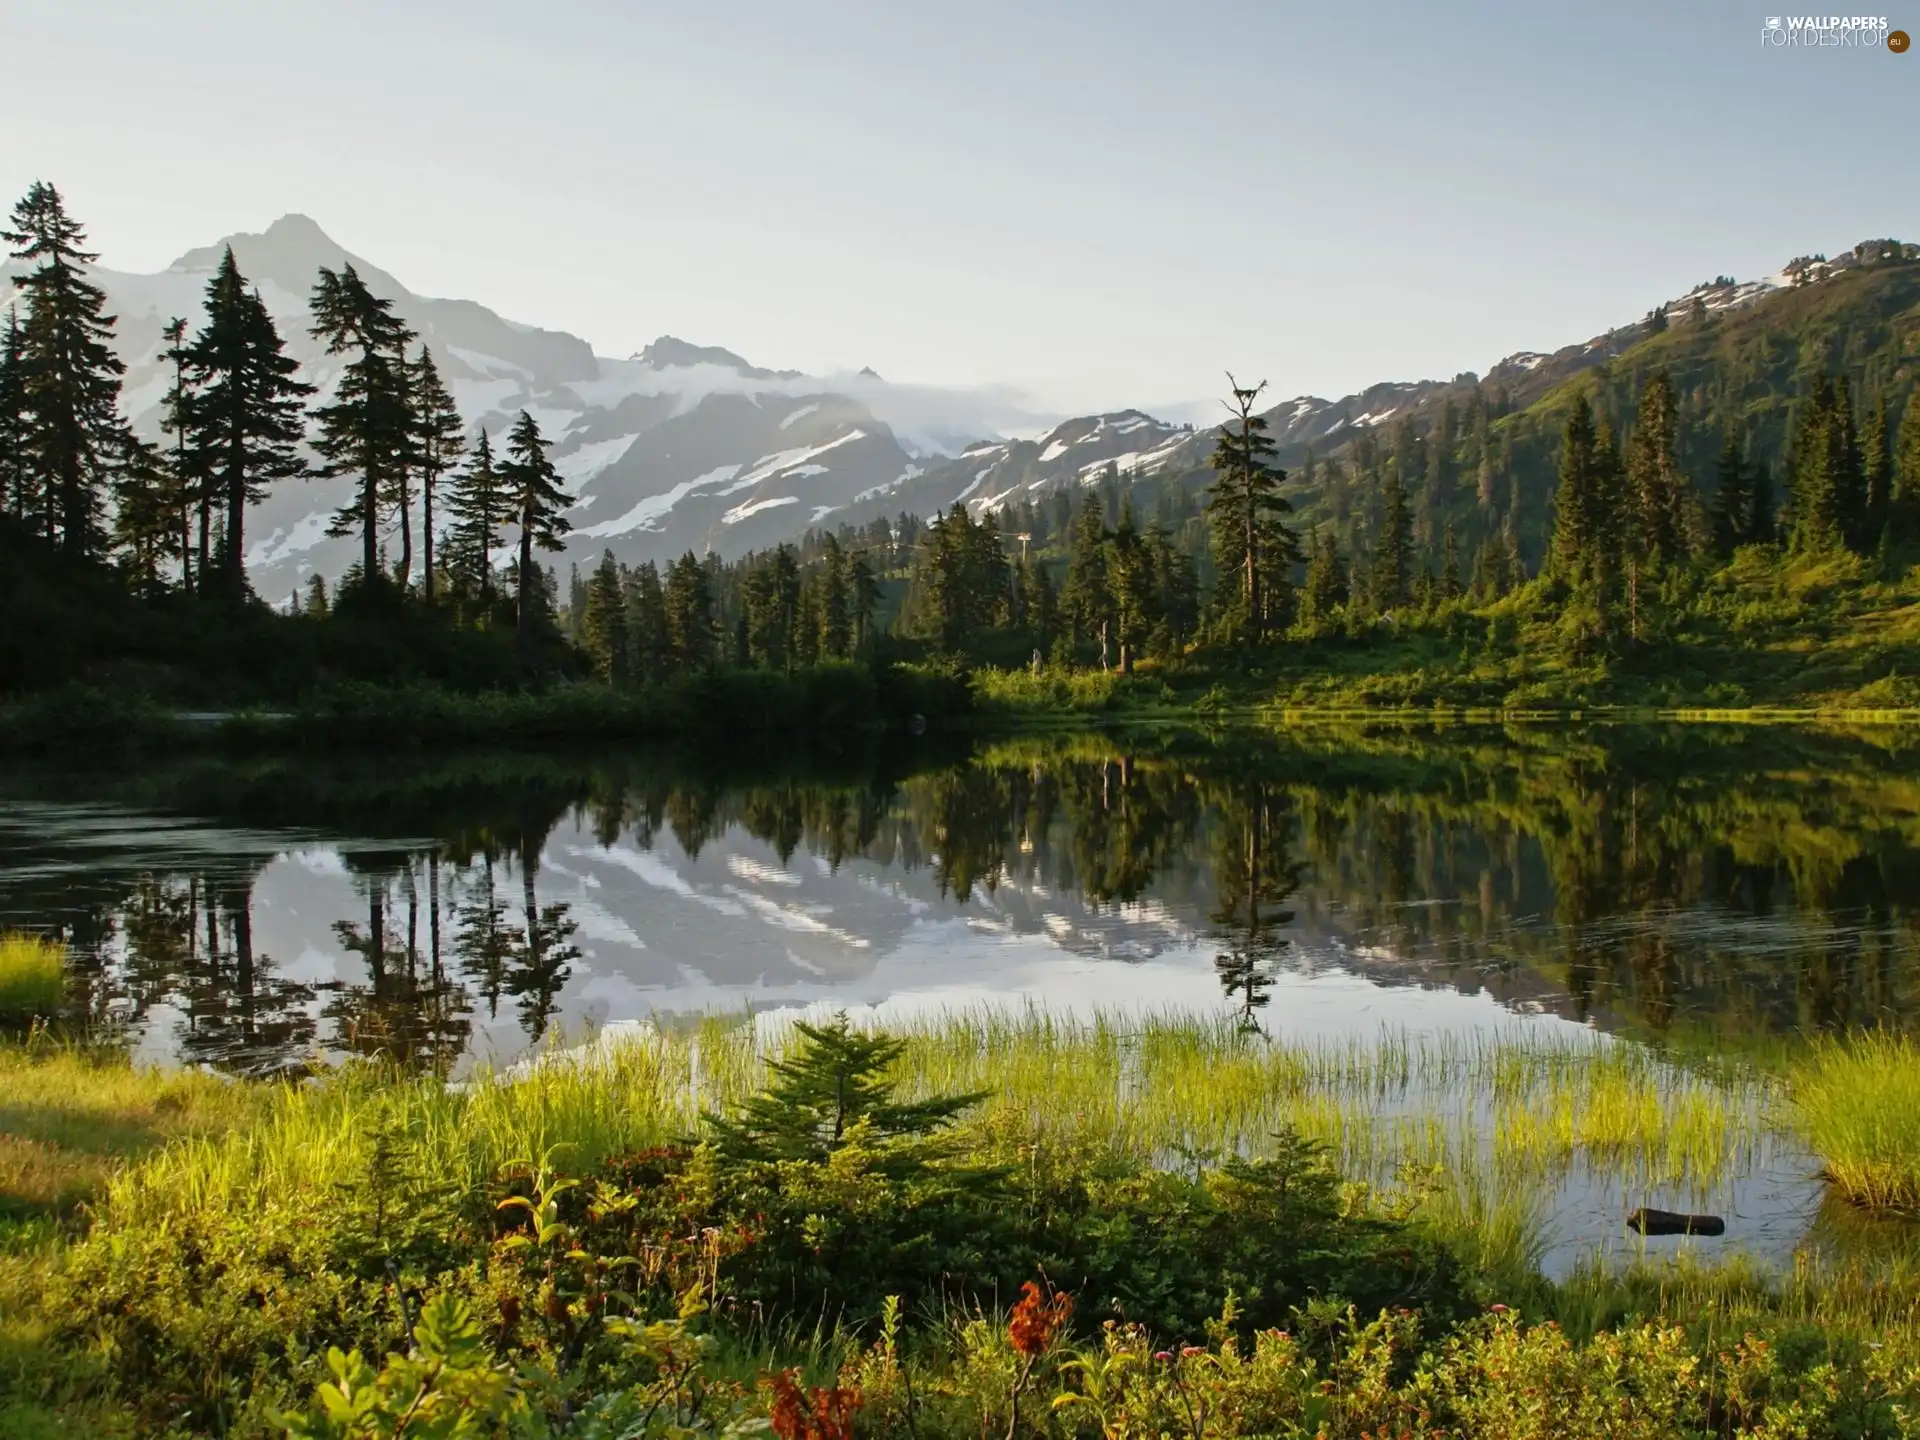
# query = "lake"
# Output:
<box><xmin>4</xmin><ymin>722</ymin><xmax>1918</xmax><ymax>1273</ymax></box>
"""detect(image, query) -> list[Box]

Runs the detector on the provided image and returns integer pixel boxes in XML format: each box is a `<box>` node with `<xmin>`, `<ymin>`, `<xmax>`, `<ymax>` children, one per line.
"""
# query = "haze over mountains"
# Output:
<box><xmin>10</xmin><ymin>213</ymin><xmax>1900</xmax><ymax>597</ymax></box>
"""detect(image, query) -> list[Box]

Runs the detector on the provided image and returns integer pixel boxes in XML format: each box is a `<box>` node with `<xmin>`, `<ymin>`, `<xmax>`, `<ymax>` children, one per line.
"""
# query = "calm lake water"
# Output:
<box><xmin>4</xmin><ymin>723</ymin><xmax>1918</xmax><ymax>1271</ymax></box>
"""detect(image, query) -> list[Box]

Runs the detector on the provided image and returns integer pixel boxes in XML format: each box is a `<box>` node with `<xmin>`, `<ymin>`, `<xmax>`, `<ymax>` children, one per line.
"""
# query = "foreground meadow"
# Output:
<box><xmin>3</xmin><ymin>990</ymin><xmax>1920</xmax><ymax>1437</ymax></box>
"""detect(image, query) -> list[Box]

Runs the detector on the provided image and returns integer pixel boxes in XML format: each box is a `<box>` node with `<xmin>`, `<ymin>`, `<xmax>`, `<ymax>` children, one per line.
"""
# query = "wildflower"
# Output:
<box><xmin>1154</xmin><ymin>1351</ymin><xmax>1175</xmax><ymax>1363</ymax></box>
<box><xmin>1008</xmin><ymin>1280</ymin><xmax>1074</xmax><ymax>1357</ymax></box>
<box><xmin>1181</xmin><ymin>1345</ymin><xmax>1204</xmax><ymax>1358</ymax></box>
<box><xmin>1489</xmin><ymin>1304</ymin><xmax>1510</xmax><ymax>1314</ymax></box>
<box><xmin>767</xmin><ymin>1369</ymin><xmax>863</xmax><ymax>1440</ymax></box>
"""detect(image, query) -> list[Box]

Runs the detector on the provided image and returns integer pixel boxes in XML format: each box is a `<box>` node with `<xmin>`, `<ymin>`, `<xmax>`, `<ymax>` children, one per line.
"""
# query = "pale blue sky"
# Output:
<box><xmin>6</xmin><ymin>0</ymin><xmax>1915</xmax><ymax>416</ymax></box>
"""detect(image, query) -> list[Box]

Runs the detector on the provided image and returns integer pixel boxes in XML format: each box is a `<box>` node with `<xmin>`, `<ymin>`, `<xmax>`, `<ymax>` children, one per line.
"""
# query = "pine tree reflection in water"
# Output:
<box><xmin>1</xmin><ymin>726</ymin><xmax>1917</xmax><ymax>1074</ymax></box>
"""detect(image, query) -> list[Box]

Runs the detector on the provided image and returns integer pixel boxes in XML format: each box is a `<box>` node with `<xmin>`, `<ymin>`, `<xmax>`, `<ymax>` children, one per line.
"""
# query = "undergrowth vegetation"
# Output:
<box><xmin>1</xmin><ymin>1004</ymin><xmax>1919</xmax><ymax>1436</ymax></box>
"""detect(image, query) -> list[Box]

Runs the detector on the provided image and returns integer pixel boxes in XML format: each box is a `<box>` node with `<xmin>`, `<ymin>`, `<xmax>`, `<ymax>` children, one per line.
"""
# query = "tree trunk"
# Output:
<box><xmin>362</xmin><ymin>470</ymin><xmax>379</xmax><ymax>591</ymax></box>
<box><xmin>517</xmin><ymin>511</ymin><xmax>535</xmax><ymax>659</ymax></box>
<box><xmin>423</xmin><ymin>473</ymin><xmax>436</xmax><ymax>604</ymax></box>
<box><xmin>226</xmin><ymin>456</ymin><xmax>248</xmax><ymax>601</ymax></box>
<box><xmin>396</xmin><ymin>471</ymin><xmax>413</xmax><ymax>592</ymax></box>
<box><xmin>1244</xmin><ymin>500</ymin><xmax>1261</xmax><ymax>645</ymax></box>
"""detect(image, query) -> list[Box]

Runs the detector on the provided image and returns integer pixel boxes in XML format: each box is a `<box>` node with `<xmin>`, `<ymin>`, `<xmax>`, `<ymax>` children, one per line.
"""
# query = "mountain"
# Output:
<box><xmin>5</xmin><ymin>215</ymin><xmax>1047</xmax><ymax>597</ymax></box>
<box><xmin>803</xmin><ymin>239</ymin><xmax>1920</xmax><ymax>543</ymax></box>
<box><xmin>11</xmin><ymin>215</ymin><xmax>1915</xmax><ymax>595</ymax></box>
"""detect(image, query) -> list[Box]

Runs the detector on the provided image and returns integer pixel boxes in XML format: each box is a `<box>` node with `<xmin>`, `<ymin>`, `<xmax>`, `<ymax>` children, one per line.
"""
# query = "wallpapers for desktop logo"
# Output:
<box><xmin>1760</xmin><ymin>14</ymin><xmax>1906</xmax><ymax>46</ymax></box>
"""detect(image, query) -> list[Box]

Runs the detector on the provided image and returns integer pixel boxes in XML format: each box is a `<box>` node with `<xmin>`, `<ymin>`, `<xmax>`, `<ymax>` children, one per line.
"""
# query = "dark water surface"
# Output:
<box><xmin>5</xmin><ymin>723</ymin><xmax>1916</xmax><ymax>1075</ymax></box>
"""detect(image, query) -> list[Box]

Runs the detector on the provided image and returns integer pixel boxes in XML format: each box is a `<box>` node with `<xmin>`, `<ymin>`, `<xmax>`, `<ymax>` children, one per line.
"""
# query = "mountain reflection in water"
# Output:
<box><xmin>2</xmin><ymin>723</ymin><xmax>1917</xmax><ymax>1076</ymax></box>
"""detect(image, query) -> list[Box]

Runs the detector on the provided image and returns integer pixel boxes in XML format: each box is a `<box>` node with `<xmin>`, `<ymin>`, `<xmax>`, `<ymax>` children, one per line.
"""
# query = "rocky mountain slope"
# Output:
<box><xmin>12</xmin><ymin>215</ymin><xmax>1912</xmax><ymax>594</ymax></box>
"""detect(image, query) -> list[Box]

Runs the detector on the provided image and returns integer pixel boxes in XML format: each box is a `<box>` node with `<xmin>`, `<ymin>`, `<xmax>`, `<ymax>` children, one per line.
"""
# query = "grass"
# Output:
<box><xmin>77</xmin><ymin>1009</ymin><xmax>1789</xmax><ymax>1301</ymax></box>
<box><xmin>0</xmin><ymin>1039</ymin><xmax>263</xmax><ymax>1234</ymax></box>
<box><xmin>0</xmin><ymin>934</ymin><xmax>64</xmax><ymax>1028</ymax></box>
<box><xmin>5</xmin><ymin>1011</ymin><xmax>1920</xmax><ymax>1435</ymax></box>
<box><xmin>1787</xmin><ymin>1031</ymin><xmax>1920</xmax><ymax>1210</ymax></box>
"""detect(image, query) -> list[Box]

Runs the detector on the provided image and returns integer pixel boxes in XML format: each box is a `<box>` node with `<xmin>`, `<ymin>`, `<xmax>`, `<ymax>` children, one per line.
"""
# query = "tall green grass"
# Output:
<box><xmin>1788</xmin><ymin>1031</ymin><xmax>1920</xmax><ymax>1210</ymax></box>
<box><xmin>100</xmin><ymin>1009</ymin><xmax>1783</xmax><ymax>1282</ymax></box>
<box><xmin>0</xmin><ymin>935</ymin><xmax>63</xmax><ymax>1027</ymax></box>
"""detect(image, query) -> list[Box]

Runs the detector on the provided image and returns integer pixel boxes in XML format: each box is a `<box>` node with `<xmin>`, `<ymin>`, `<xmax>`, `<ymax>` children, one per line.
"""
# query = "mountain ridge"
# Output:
<box><xmin>16</xmin><ymin>213</ymin><xmax>1914</xmax><ymax>593</ymax></box>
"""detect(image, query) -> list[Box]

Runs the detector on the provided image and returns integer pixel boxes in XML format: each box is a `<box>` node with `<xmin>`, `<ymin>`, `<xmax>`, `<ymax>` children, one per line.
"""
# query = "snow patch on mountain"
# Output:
<box><xmin>577</xmin><ymin>463</ymin><xmax>743</xmax><ymax>538</ymax></box>
<box><xmin>722</xmin><ymin>495</ymin><xmax>801</xmax><ymax>525</ymax></box>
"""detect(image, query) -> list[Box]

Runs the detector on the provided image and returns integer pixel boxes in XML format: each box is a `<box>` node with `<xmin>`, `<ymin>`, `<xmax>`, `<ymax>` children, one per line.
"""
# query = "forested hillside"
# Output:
<box><xmin>4</xmin><ymin>176</ymin><xmax>1918</xmax><ymax>722</ymax></box>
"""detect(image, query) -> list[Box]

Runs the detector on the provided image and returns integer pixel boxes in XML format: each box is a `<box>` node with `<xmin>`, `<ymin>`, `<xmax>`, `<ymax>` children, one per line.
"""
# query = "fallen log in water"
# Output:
<box><xmin>1627</xmin><ymin>1207</ymin><xmax>1726</xmax><ymax>1237</ymax></box>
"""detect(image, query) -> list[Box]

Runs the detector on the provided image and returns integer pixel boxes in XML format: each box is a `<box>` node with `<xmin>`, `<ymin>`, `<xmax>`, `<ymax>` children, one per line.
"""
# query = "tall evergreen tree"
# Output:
<box><xmin>183</xmin><ymin>247</ymin><xmax>313</xmax><ymax>599</ymax></box>
<box><xmin>409</xmin><ymin>346</ymin><xmax>465</xmax><ymax>603</ymax></box>
<box><xmin>1624</xmin><ymin>370</ymin><xmax>1689</xmax><ymax>570</ymax></box>
<box><xmin>847</xmin><ymin>550</ymin><xmax>880</xmax><ymax>654</ymax></box>
<box><xmin>155</xmin><ymin>315</ymin><xmax>203</xmax><ymax>591</ymax></box>
<box><xmin>1862</xmin><ymin>393</ymin><xmax>1892</xmax><ymax>546</ymax></box>
<box><xmin>1205</xmin><ymin>377</ymin><xmax>1296</xmax><ymax>644</ymax></box>
<box><xmin>444</xmin><ymin>429</ymin><xmax>506</xmax><ymax>603</ymax></box>
<box><xmin>4</xmin><ymin>182</ymin><xmax>128</xmax><ymax>556</ymax></box>
<box><xmin>1440</xmin><ymin>516</ymin><xmax>1464</xmax><ymax>601</ymax></box>
<box><xmin>664</xmin><ymin>550</ymin><xmax>717</xmax><ymax>670</ymax></box>
<box><xmin>1894</xmin><ymin>390</ymin><xmax>1920</xmax><ymax>541</ymax></box>
<box><xmin>1832</xmin><ymin>376</ymin><xmax>1865</xmax><ymax>550</ymax></box>
<box><xmin>1550</xmin><ymin>395</ymin><xmax>1603</xmax><ymax>582</ymax></box>
<box><xmin>500</xmin><ymin>410</ymin><xmax>571</xmax><ymax>650</ymax></box>
<box><xmin>1371</xmin><ymin>458</ymin><xmax>1412</xmax><ymax>610</ymax></box>
<box><xmin>1709</xmin><ymin>431</ymin><xmax>1753</xmax><ymax>557</ymax></box>
<box><xmin>112</xmin><ymin>436</ymin><xmax>179</xmax><ymax>591</ymax></box>
<box><xmin>626</xmin><ymin>559</ymin><xmax>670</xmax><ymax>682</ymax></box>
<box><xmin>579</xmin><ymin>550</ymin><xmax>628</xmax><ymax>685</ymax></box>
<box><xmin>0</xmin><ymin>306</ymin><xmax>28</xmax><ymax>525</ymax></box>
<box><xmin>1300</xmin><ymin>526</ymin><xmax>1348</xmax><ymax>625</ymax></box>
<box><xmin>309</xmin><ymin>263</ymin><xmax>415</xmax><ymax>589</ymax></box>
<box><xmin>1061</xmin><ymin>494</ymin><xmax>1113</xmax><ymax>660</ymax></box>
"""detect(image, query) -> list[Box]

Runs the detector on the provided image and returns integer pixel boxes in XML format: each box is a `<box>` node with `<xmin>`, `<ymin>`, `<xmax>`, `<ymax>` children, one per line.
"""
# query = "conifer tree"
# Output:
<box><xmin>1624</xmin><ymin>371</ymin><xmax>1688</xmax><ymax>570</ymax></box>
<box><xmin>155</xmin><ymin>315</ymin><xmax>202</xmax><ymax>591</ymax></box>
<box><xmin>1108</xmin><ymin>509</ymin><xmax>1159</xmax><ymax>673</ymax></box>
<box><xmin>1301</xmin><ymin>527</ymin><xmax>1348</xmax><ymax>625</ymax></box>
<box><xmin>1710</xmin><ymin>431</ymin><xmax>1753</xmax><ymax>557</ymax></box>
<box><xmin>184</xmin><ymin>247</ymin><xmax>313</xmax><ymax>599</ymax></box>
<box><xmin>579</xmin><ymin>550</ymin><xmax>627</xmax><ymax>685</ymax></box>
<box><xmin>1061</xmin><ymin>494</ymin><xmax>1113</xmax><ymax>661</ymax></box>
<box><xmin>309</xmin><ymin>263</ymin><xmax>415</xmax><ymax>590</ymax></box>
<box><xmin>1440</xmin><ymin>516</ymin><xmax>1464</xmax><ymax>601</ymax></box>
<box><xmin>112</xmin><ymin>436</ymin><xmax>179</xmax><ymax>591</ymax></box>
<box><xmin>1205</xmin><ymin>377</ymin><xmax>1296</xmax><ymax>645</ymax></box>
<box><xmin>1372</xmin><ymin>459</ymin><xmax>1412</xmax><ymax>610</ymax></box>
<box><xmin>1750</xmin><ymin>457</ymin><xmax>1775</xmax><ymax>546</ymax></box>
<box><xmin>1591</xmin><ymin>416</ymin><xmax>1626</xmax><ymax>629</ymax></box>
<box><xmin>4</xmin><ymin>182</ymin><xmax>128</xmax><ymax>556</ymax></box>
<box><xmin>1551</xmin><ymin>396</ymin><xmax>1603</xmax><ymax>581</ymax></box>
<box><xmin>848</xmin><ymin>550</ymin><xmax>880</xmax><ymax>654</ymax></box>
<box><xmin>705</xmin><ymin>1014</ymin><xmax>984</xmax><ymax>1172</ymax></box>
<box><xmin>625</xmin><ymin>560</ymin><xmax>670</xmax><ymax>682</ymax></box>
<box><xmin>409</xmin><ymin>346</ymin><xmax>465</xmax><ymax>603</ymax></box>
<box><xmin>0</xmin><ymin>306</ymin><xmax>28</xmax><ymax>525</ymax></box>
<box><xmin>444</xmin><ymin>429</ymin><xmax>506</xmax><ymax>603</ymax></box>
<box><xmin>1862</xmin><ymin>393</ymin><xmax>1892</xmax><ymax>545</ymax></box>
<box><xmin>664</xmin><ymin>551</ymin><xmax>717</xmax><ymax>670</ymax></box>
<box><xmin>817</xmin><ymin>532</ymin><xmax>852</xmax><ymax>659</ymax></box>
<box><xmin>1833</xmin><ymin>376</ymin><xmax>1865</xmax><ymax>549</ymax></box>
<box><xmin>1894</xmin><ymin>391</ymin><xmax>1920</xmax><ymax>540</ymax></box>
<box><xmin>500</xmin><ymin>410</ymin><xmax>570</xmax><ymax>650</ymax></box>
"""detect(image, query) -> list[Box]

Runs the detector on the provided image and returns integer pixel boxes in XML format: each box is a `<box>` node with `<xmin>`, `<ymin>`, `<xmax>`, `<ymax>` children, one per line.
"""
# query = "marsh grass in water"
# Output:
<box><xmin>0</xmin><ymin>934</ymin><xmax>63</xmax><ymax>1028</ymax></box>
<box><xmin>1788</xmin><ymin>1031</ymin><xmax>1920</xmax><ymax>1210</ymax></box>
